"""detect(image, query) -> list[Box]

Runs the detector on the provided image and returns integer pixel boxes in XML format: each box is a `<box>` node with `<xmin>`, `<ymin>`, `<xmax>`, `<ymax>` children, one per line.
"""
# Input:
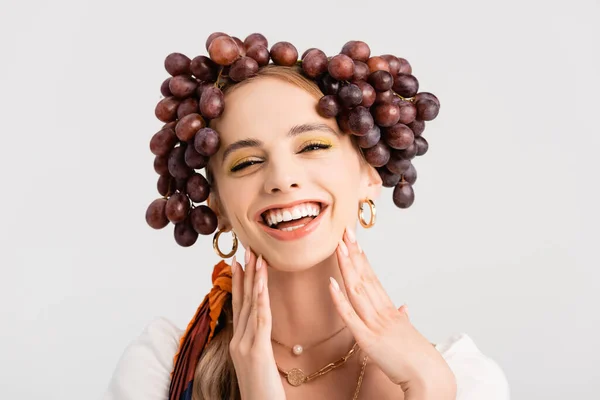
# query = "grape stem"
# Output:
<box><xmin>394</xmin><ymin>92</ymin><xmax>416</xmax><ymax>103</ymax></box>
<box><xmin>214</xmin><ymin>66</ymin><xmax>229</xmax><ymax>89</ymax></box>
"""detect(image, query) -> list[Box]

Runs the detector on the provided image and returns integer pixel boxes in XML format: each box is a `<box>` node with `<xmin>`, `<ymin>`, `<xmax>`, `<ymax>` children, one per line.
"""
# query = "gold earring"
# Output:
<box><xmin>213</xmin><ymin>229</ymin><xmax>238</xmax><ymax>258</ymax></box>
<box><xmin>358</xmin><ymin>199</ymin><xmax>376</xmax><ymax>228</ymax></box>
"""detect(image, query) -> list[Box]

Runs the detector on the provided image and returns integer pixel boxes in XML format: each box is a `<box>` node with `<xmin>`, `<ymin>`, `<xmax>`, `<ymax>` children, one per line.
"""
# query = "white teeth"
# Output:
<box><xmin>280</xmin><ymin>224</ymin><xmax>306</xmax><ymax>232</ymax></box>
<box><xmin>262</xmin><ymin>202</ymin><xmax>323</xmax><ymax>227</ymax></box>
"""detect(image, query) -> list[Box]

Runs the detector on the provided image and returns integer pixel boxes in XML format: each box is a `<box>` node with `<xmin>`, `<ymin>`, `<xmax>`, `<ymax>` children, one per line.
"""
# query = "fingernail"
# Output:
<box><xmin>330</xmin><ymin>277</ymin><xmax>340</xmax><ymax>291</ymax></box>
<box><xmin>346</xmin><ymin>226</ymin><xmax>356</xmax><ymax>243</ymax></box>
<box><xmin>258</xmin><ymin>278</ymin><xmax>264</xmax><ymax>293</ymax></box>
<box><xmin>245</xmin><ymin>246</ymin><xmax>251</xmax><ymax>264</ymax></box>
<box><xmin>256</xmin><ymin>254</ymin><xmax>263</xmax><ymax>270</ymax></box>
<box><xmin>338</xmin><ymin>240</ymin><xmax>348</xmax><ymax>256</ymax></box>
<box><xmin>231</xmin><ymin>256</ymin><xmax>237</xmax><ymax>275</ymax></box>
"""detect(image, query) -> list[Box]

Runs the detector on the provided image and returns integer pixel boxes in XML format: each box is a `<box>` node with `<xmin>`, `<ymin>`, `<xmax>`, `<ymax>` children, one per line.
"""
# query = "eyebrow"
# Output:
<box><xmin>221</xmin><ymin>123</ymin><xmax>339</xmax><ymax>163</ymax></box>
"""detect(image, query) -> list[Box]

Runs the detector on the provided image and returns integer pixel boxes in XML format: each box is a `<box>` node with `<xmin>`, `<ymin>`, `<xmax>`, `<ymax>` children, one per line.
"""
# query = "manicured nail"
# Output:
<box><xmin>256</xmin><ymin>254</ymin><xmax>263</xmax><ymax>270</ymax></box>
<box><xmin>231</xmin><ymin>256</ymin><xmax>237</xmax><ymax>275</ymax></box>
<box><xmin>338</xmin><ymin>240</ymin><xmax>348</xmax><ymax>256</ymax></box>
<box><xmin>245</xmin><ymin>246</ymin><xmax>251</xmax><ymax>264</ymax></box>
<box><xmin>258</xmin><ymin>278</ymin><xmax>264</xmax><ymax>293</ymax></box>
<box><xmin>346</xmin><ymin>226</ymin><xmax>356</xmax><ymax>243</ymax></box>
<box><xmin>330</xmin><ymin>277</ymin><xmax>340</xmax><ymax>291</ymax></box>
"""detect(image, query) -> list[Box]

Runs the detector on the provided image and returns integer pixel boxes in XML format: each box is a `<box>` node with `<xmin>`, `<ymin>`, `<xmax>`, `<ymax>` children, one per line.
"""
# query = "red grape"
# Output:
<box><xmin>403</xmin><ymin>163</ymin><xmax>417</xmax><ymax>184</ymax></box>
<box><xmin>416</xmin><ymin>99</ymin><xmax>440</xmax><ymax>121</ymax></box>
<box><xmin>319</xmin><ymin>74</ymin><xmax>340</xmax><ymax>95</ymax></box>
<box><xmin>393</xmin><ymin>181</ymin><xmax>414</xmax><ymax>208</ymax></box>
<box><xmin>177</xmin><ymin>97</ymin><xmax>199</xmax><ymax>119</ymax></box>
<box><xmin>317</xmin><ymin>95</ymin><xmax>341</xmax><ymax>118</ymax></box>
<box><xmin>377</xmin><ymin>167</ymin><xmax>400</xmax><ymax>188</ymax></box>
<box><xmin>415</xmin><ymin>136</ymin><xmax>429</xmax><ymax>156</ymax></box>
<box><xmin>196</xmin><ymin>82</ymin><xmax>213</xmax><ymax>99</ymax></box>
<box><xmin>362</xmin><ymin>141</ymin><xmax>390</xmax><ymax>167</ymax></box>
<box><xmin>348</xmin><ymin>106</ymin><xmax>374</xmax><ymax>136</ymax></box>
<box><xmin>157</xmin><ymin>175</ymin><xmax>174</xmax><ymax>196</ymax></box>
<box><xmin>270</xmin><ymin>41</ymin><xmax>298</xmax><ymax>66</ymax></box>
<box><xmin>166</xmin><ymin>192</ymin><xmax>190</xmax><ymax>223</ymax></box>
<box><xmin>160</xmin><ymin>78</ymin><xmax>172</xmax><ymax>96</ymax></box>
<box><xmin>381</xmin><ymin>55</ymin><xmax>401</xmax><ymax>75</ymax></box>
<box><xmin>398</xmin><ymin>57</ymin><xmax>412</xmax><ymax>74</ymax></box>
<box><xmin>232</xmin><ymin>36</ymin><xmax>246</xmax><ymax>56</ymax></box>
<box><xmin>375</xmin><ymin>90</ymin><xmax>394</xmax><ymax>104</ymax></box>
<box><xmin>174</xmin><ymin>218</ymin><xmax>199</xmax><ymax>247</ymax></box>
<box><xmin>150</xmin><ymin>127</ymin><xmax>177</xmax><ymax>156</ymax></box>
<box><xmin>246</xmin><ymin>44</ymin><xmax>270</xmax><ymax>66</ymax></box>
<box><xmin>168</xmin><ymin>146</ymin><xmax>193</xmax><ymax>180</ymax></box>
<box><xmin>175</xmin><ymin>113</ymin><xmax>206</xmax><ymax>142</ymax></box>
<box><xmin>397</xmin><ymin>100</ymin><xmax>417</xmax><ymax>124</ymax></box>
<box><xmin>337</xmin><ymin>111</ymin><xmax>351</xmax><ymax>133</ymax></box>
<box><xmin>190</xmin><ymin>56</ymin><xmax>218</xmax><ymax>82</ymax></box>
<box><xmin>354</xmin><ymin>81</ymin><xmax>376</xmax><ymax>108</ymax></box>
<box><xmin>229</xmin><ymin>56</ymin><xmax>259</xmax><ymax>82</ymax></box>
<box><xmin>340</xmin><ymin>40</ymin><xmax>370</xmax><ymax>62</ymax></box>
<box><xmin>356</xmin><ymin>125</ymin><xmax>380</xmax><ymax>148</ymax></box>
<box><xmin>415</xmin><ymin>92</ymin><xmax>440</xmax><ymax>107</ymax></box>
<box><xmin>155</xmin><ymin>96</ymin><xmax>181</xmax><ymax>122</ymax></box>
<box><xmin>301</xmin><ymin>47</ymin><xmax>317</xmax><ymax>59</ymax></box>
<box><xmin>302</xmin><ymin>49</ymin><xmax>328</xmax><ymax>78</ymax></box>
<box><xmin>408</xmin><ymin>119</ymin><xmax>425</xmax><ymax>136</ymax></box>
<box><xmin>190</xmin><ymin>205</ymin><xmax>218</xmax><ymax>235</ymax></box>
<box><xmin>165</xmin><ymin>53</ymin><xmax>191</xmax><ymax>76</ymax></box>
<box><xmin>372</xmin><ymin>103</ymin><xmax>400</xmax><ymax>127</ymax></box>
<box><xmin>168</xmin><ymin>75</ymin><xmax>197</xmax><ymax>98</ymax></box>
<box><xmin>366</xmin><ymin>56</ymin><xmax>390</xmax><ymax>73</ymax></box>
<box><xmin>368</xmin><ymin>70</ymin><xmax>394</xmax><ymax>92</ymax></box>
<box><xmin>352</xmin><ymin>61</ymin><xmax>370</xmax><ymax>81</ymax></box>
<box><xmin>328</xmin><ymin>54</ymin><xmax>355</xmax><ymax>81</ymax></box>
<box><xmin>186</xmin><ymin>173</ymin><xmax>210</xmax><ymax>203</ymax></box>
<box><xmin>244</xmin><ymin>33</ymin><xmax>268</xmax><ymax>50</ymax></box>
<box><xmin>199</xmin><ymin>86</ymin><xmax>225</xmax><ymax>119</ymax></box>
<box><xmin>337</xmin><ymin>83</ymin><xmax>363</xmax><ymax>108</ymax></box>
<box><xmin>205</xmin><ymin>32</ymin><xmax>228</xmax><ymax>51</ymax></box>
<box><xmin>194</xmin><ymin>127</ymin><xmax>220</xmax><ymax>156</ymax></box>
<box><xmin>208</xmin><ymin>35</ymin><xmax>241</xmax><ymax>66</ymax></box>
<box><xmin>184</xmin><ymin>143</ymin><xmax>209</xmax><ymax>169</ymax></box>
<box><xmin>146</xmin><ymin>198</ymin><xmax>169</xmax><ymax>229</ymax></box>
<box><xmin>394</xmin><ymin>141</ymin><xmax>418</xmax><ymax>160</ymax></box>
<box><xmin>386</xmin><ymin>156</ymin><xmax>411</xmax><ymax>175</ymax></box>
<box><xmin>393</xmin><ymin>74</ymin><xmax>419</xmax><ymax>98</ymax></box>
<box><xmin>154</xmin><ymin>155</ymin><xmax>169</xmax><ymax>175</ymax></box>
<box><xmin>383</xmin><ymin>123</ymin><xmax>414</xmax><ymax>150</ymax></box>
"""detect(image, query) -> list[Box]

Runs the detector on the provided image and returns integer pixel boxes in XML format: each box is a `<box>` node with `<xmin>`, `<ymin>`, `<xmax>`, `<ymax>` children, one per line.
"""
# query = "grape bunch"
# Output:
<box><xmin>145</xmin><ymin>32</ymin><xmax>440</xmax><ymax>247</ymax></box>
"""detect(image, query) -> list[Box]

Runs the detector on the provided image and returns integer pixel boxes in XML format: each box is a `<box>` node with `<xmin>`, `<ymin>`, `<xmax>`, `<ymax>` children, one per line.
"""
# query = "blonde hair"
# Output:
<box><xmin>192</xmin><ymin>65</ymin><xmax>325</xmax><ymax>400</ymax></box>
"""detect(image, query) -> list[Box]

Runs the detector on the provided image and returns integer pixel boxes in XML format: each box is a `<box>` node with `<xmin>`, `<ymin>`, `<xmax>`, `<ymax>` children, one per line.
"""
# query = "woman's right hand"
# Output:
<box><xmin>229</xmin><ymin>248</ymin><xmax>287</xmax><ymax>400</ymax></box>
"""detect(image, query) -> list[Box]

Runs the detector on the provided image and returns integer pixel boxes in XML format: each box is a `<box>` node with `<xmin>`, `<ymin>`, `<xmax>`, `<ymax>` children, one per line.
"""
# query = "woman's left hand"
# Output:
<box><xmin>328</xmin><ymin>227</ymin><xmax>457</xmax><ymax>399</ymax></box>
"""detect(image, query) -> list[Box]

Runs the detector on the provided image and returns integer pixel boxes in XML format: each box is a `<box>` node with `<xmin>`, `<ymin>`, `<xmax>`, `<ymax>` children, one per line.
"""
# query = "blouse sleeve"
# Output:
<box><xmin>102</xmin><ymin>317</ymin><xmax>183</xmax><ymax>400</ymax></box>
<box><xmin>436</xmin><ymin>333</ymin><xmax>510</xmax><ymax>400</ymax></box>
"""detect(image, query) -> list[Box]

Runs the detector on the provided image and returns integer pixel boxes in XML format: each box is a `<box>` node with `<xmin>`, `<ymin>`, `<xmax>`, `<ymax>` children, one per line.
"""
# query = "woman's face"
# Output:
<box><xmin>209</xmin><ymin>76</ymin><xmax>381</xmax><ymax>270</ymax></box>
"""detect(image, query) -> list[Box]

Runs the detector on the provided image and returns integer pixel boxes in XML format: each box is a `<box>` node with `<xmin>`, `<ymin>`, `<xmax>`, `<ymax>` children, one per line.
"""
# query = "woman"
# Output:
<box><xmin>104</xmin><ymin>33</ymin><xmax>510</xmax><ymax>399</ymax></box>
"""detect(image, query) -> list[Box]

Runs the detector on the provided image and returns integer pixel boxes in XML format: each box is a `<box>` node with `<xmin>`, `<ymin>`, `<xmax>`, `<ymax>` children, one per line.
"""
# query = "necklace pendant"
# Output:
<box><xmin>292</xmin><ymin>344</ymin><xmax>303</xmax><ymax>356</ymax></box>
<box><xmin>286</xmin><ymin>368</ymin><xmax>306</xmax><ymax>387</ymax></box>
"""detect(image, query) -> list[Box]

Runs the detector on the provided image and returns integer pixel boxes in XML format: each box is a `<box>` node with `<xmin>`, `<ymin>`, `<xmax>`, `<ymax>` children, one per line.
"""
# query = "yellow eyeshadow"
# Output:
<box><xmin>299</xmin><ymin>137</ymin><xmax>334</xmax><ymax>148</ymax></box>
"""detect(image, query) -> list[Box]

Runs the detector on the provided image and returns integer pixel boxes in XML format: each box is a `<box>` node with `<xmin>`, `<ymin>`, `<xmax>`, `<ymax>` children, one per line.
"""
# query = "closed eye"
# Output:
<box><xmin>299</xmin><ymin>142</ymin><xmax>332</xmax><ymax>153</ymax></box>
<box><xmin>230</xmin><ymin>143</ymin><xmax>332</xmax><ymax>172</ymax></box>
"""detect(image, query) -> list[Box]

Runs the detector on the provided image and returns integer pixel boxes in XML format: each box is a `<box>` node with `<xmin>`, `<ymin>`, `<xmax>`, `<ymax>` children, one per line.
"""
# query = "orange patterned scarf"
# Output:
<box><xmin>169</xmin><ymin>260</ymin><xmax>232</xmax><ymax>400</ymax></box>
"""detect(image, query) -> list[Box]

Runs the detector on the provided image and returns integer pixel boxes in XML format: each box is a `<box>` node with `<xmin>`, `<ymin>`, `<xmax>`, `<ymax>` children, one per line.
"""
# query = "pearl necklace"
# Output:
<box><xmin>271</xmin><ymin>325</ymin><xmax>348</xmax><ymax>356</ymax></box>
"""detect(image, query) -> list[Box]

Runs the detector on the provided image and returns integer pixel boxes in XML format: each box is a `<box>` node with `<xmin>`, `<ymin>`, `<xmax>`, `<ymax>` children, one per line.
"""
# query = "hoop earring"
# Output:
<box><xmin>213</xmin><ymin>229</ymin><xmax>238</xmax><ymax>258</ymax></box>
<box><xmin>358</xmin><ymin>199</ymin><xmax>376</xmax><ymax>228</ymax></box>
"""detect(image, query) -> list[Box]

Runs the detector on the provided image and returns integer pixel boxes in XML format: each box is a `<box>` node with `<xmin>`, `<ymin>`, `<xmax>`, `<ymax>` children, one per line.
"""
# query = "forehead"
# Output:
<box><xmin>215</xmin><ymin>77</ymin><xmax>325</xmax><ymax>143</ymax></box>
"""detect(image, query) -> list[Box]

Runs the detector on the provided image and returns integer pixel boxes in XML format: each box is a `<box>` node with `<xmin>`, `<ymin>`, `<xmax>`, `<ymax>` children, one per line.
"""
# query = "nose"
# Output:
<box><xmin>262</xmin><ymin>156</ymin><xmax>302</xmax><ymax>194</ymax></box>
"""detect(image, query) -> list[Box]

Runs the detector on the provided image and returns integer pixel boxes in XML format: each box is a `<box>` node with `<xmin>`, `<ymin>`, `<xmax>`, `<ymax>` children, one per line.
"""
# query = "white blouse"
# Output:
<box><xmin>102</xmin><ymin>317</ymin><xmax>510</xmax><ymax>400</ymax></box>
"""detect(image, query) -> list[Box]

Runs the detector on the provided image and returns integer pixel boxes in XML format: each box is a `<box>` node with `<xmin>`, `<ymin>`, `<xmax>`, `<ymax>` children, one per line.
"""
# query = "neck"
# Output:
<box><xmin>266</xmin><ymin>252</ymin><xmax>354</xmax><ymax>358</ymax></box>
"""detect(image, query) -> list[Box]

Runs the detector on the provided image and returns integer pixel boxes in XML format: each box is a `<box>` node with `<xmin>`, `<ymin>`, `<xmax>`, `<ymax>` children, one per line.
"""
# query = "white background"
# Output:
<box><xmin>1</xmin><ymin>0</ymin><xmax>598</xmax><ymax>398</ymax></box>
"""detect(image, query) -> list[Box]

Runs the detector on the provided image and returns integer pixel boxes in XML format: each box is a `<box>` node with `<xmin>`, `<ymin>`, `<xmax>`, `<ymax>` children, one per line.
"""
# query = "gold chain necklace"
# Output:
<box><xmin>276</xmin><ymin>341</ymin><xmax>358</xmax><ymax>386</ymax></box>
<box><xmin>352</xmin><ymin>355</ymin><xmax>368</xmax><ymax>400</ymax></box>
<box><xmin>272</xmin><ymin>325</ymin><xmax>347</xmax><ymax>356</ymax></box>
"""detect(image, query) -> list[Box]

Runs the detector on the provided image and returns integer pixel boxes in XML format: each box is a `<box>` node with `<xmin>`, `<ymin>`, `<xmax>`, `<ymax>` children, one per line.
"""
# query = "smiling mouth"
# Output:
<box><xmin>260</xmin><ymin>201</ymin><xmax>324</xmax><ymax>232</ymax></box>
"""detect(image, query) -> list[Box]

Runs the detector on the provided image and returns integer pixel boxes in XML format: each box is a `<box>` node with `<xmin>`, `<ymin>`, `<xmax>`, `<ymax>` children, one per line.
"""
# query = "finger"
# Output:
<box><xmin>231</xmin><ymin>255</ymin><xmax>244</xmax><ymax>333</ymax></box>
<box><xmin>336</xmin><ymin>240</ymin><xmax>377</xmax><ymax>322</ymax></box>
<box><xmin>329</xmin><ymin>276</ymin><xmax>371</xmax><ymax>342</ymax></box>
<box><xmin>235</xmin><ymin>247</ymin><xmax>256</xmax><ymax>339</ymax></box>
<box><xmin>240</xmin><ymin>254</ymin><xmax>264</xmax><ymax>346</ymax></box>
<box><xmin>254</xmin><ymin>259</ymin><xmax>273</xmax><ymax>348</ymax></box>
<box><xmin>344</xmin><ymin>227</ymin><xmax>396</xmax><ymax>311</ymax></box>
